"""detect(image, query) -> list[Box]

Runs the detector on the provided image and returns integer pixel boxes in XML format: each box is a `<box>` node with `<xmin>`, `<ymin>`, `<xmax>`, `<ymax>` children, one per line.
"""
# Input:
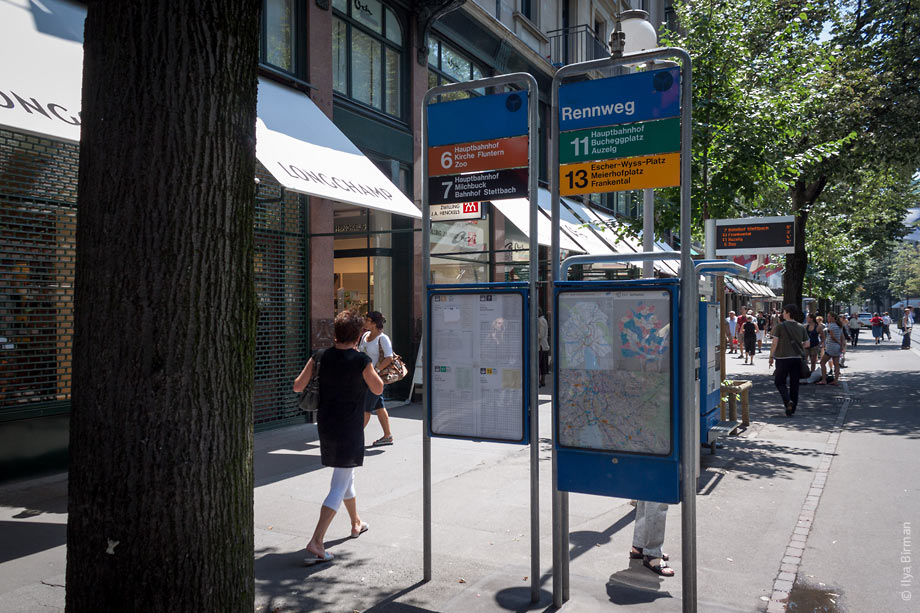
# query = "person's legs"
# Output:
<box><xmin>819</xmin><ymin>353</ymin><xmax>830</xmax><ymax>383</ymax></box>
<box><xmin>789</xmin><ymin>359</ymin><xmax>801</xmax><ymax>409</ymax></box>
<box><xmin>307</xmin><ymin>467</ymin><xmax>356</xmax><ymax>557</ymax></box>
<box><xmin>363</xmin><ymin>411</ymin><xmax>372</xmax><ymax>428</ymax></box>
<box><xmin>774</xmin><ymin>361</ymin><xmax>792</xmax><ymax>407</ymax></box>
<box><xmin>376</xmin><ymin>407</ymin><xmax>392</xmax><ymax>438</ymax></box>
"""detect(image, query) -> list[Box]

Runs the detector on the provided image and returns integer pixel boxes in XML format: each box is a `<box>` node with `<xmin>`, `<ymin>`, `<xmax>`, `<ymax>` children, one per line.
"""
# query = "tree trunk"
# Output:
<box><xmin>67</xmin><ymin>2</ymin><xmax>260</xmax><ymax>611</ymax></box>
<box><xmin>783</xmin><ymin>177</ymin><xmax>826</xmax><ymax>318</ymax></box>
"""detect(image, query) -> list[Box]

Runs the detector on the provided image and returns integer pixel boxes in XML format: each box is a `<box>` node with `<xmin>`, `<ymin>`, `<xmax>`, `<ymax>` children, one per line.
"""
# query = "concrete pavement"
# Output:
<box><xmin>0</xmin><ymin>333</ymin><xmax>917</xmax><ymax>612</ymax></box>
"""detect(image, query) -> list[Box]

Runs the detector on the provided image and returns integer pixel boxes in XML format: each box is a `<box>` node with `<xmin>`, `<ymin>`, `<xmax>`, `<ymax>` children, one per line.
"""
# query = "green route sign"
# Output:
<box><xmin>559</xmin><ymin>117</ymin><xmax>680</xmax><ymax>165</ymax></box>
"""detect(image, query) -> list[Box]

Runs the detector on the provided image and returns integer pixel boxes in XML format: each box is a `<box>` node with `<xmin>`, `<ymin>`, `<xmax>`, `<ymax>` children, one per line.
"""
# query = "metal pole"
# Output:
<box><xmin>525</xmin><ymin>75</ymin><xmax>541</xmax><ymax>605</ymax></box>
<box><xmin>421</xmin><ymin>93</ymin><xmax>433</xmax><ymax>584</ymax></box>
<box><xmin>677</xmin><ymin>50</ymin><xmax>698</xmax><ymax>613</ymax></box>
<box><xmin>643</xmin><ymin>189</ymin><xmax>655</xmax><ymax>278</ymax></box>
<box><xmin>550</xmin><ymin>67</ymin><xmax>566</xmax><ymax>609</ymax></box>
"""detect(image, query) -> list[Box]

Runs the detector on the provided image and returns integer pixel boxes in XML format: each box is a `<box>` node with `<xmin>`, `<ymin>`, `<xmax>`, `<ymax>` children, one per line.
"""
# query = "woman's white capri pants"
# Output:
<box><xmin>322</xmin><ymin>467</ymin><xmax>356</xmax><ymax>510</ymax></box>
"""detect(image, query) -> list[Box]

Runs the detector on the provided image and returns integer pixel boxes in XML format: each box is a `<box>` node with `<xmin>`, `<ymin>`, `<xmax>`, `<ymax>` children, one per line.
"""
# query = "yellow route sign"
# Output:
<box><xmin>560</xmin><ymin>152</ymin><xmax>680</xmax><ymax>195</ymax></box>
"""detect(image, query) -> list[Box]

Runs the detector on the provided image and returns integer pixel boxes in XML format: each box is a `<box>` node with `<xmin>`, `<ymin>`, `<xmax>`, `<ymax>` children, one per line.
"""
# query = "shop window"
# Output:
<box><xmin>260</xmin><ymin>0</ymin><xmax>307</xmax><ymax>82</ymax></box>
<box><xmin>430</xmin><ymin>218</ymin><xmax>491</xmax><ymax>284</ymax></box>
<box><xmin>333</xmin><ymin>0</ymin><xmax>404</xmax><ymax>118</ymax></box>
<box><xmin>427</xmin><ymin>36</ymin><xmax>486</xmax><ymax>101</ymax></box>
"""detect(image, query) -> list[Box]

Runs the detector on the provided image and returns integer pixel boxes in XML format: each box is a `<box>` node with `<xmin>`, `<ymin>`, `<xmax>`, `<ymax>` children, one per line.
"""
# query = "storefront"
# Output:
<box><xmin>0</xmin><ymin>0</ymin><xmax>421</xmax><ymax>480</ymax></box>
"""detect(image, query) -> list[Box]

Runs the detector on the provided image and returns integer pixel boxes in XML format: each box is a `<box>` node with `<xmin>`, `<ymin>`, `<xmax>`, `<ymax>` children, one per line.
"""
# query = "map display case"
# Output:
<box><xmin>553</xmin><ymin>279</ymin><xmax>682</xmax><ymax>503</ymax></box>
<box><xmin>427</xmin><ymin>287</ymin><xmax>529</xmax><ymax>442</ymax></box>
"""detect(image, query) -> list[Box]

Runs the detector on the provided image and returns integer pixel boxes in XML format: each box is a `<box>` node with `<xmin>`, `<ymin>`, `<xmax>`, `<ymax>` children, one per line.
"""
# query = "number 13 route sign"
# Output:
<box><xmin>427</xmin><ymin>91</ymin><xmax>529</xmax><ymax>205</ymax></box>
<box><xmin>558</xmin><ymin>67</ymin><xmax>681</xmax><ymax>195</ymax></box>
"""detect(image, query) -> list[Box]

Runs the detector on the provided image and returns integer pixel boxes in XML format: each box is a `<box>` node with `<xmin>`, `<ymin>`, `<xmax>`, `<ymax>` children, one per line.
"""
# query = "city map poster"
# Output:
<box><xmin>556</xmin><ymin>289</ymin><xmax>673</xmax><ymax>455</ymax></box>
<box><xmin>429</xmin><ymin>291</ymin><xmax>526</xmax><ymax>442</ymax></box>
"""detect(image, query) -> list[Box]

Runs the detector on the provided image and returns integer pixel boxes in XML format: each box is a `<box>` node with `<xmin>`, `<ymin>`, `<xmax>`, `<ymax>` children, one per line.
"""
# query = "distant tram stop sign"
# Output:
<box><xmin>715</xmin><ymin>215</ymin><xmax>796</xmax><ymax>255</ymax></box>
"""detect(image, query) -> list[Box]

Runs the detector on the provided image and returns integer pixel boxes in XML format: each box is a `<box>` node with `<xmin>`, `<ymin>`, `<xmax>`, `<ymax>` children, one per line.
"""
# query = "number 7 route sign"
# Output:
<box><xmin>558</xmin><ymin>67</ymin><xmax>682</xmax><ymax>195</ymax></box>
<box><xmin>427</xmin><ymin>91</ymin><xmax>530</xmax><ymax>205</ymax></box>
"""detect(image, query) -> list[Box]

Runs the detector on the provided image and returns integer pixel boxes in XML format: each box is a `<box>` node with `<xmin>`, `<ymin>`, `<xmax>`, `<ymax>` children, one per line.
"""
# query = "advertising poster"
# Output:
<box><xmin>556</xmin><ymin>289</ymin><xmax>673</xmax><ymax>455</ymax></box>
<box><xmin>430</xmin><ymin>292</ymin><xmax>525</xmax><ymax>441</ymax></box>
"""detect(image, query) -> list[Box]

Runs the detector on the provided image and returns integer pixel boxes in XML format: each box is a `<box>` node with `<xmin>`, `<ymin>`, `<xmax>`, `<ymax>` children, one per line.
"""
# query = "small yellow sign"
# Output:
<box><xmin>560</xmin><ymin>152</ymin><xmax>680</xmax><ymax>195</ymax></box>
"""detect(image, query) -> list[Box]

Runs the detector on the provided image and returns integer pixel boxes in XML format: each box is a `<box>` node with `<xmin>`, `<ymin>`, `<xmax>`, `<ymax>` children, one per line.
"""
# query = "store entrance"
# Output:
<box><xmin>332</xmin><ymin>205</ymin><xmax>392</xmax><ymax>320</ymax></box>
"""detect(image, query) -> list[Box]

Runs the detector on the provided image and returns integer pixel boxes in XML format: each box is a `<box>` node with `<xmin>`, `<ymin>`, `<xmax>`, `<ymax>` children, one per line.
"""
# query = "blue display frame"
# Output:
<box><xmin>552</xmin><ymin>279</ymin><xmax>682</xmax><ymax>503</ymax></box>
<box><xmin>426</xmin><ymin>282</ymin><xmax>531</xmax><ymax>444</ymax></box>
<box><xmin>699</xmin><ymin>301</ymin><xmax>722</xmax><ymax>444</ymax></box>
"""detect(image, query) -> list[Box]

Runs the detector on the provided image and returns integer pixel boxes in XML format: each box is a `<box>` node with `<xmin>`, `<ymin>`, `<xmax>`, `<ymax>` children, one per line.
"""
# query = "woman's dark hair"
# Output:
<box><xmin>365</xmin><ymin>311</ymin><xmax>386</xmax><ymax>330</ymax></box>
<box><xmin>782</xmin><ymin>304</ymin><xmax>801</xmax><ymax>320</ymax></box>
<box><xmin>806</xmin><ymin>312</ymin><xmax>816</xmax><ymax>322</ymax></box>
<box><xmin>334</xmin><ymin>310</ymin><xmax>365</xmax><ymax>344</ymax></box>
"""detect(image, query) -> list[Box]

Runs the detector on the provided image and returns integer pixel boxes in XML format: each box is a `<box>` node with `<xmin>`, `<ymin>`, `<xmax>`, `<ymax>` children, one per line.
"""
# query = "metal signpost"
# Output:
<box><xmin>715</xmin><ymin>215</ymin><xmax>796</xmax><ymax>255</ymax></box>
<box><xmin>422</xmin><ymin>73</ymin><xmax>542</xmax><ymax>603</ymax></box>
<box><xmin>550</xmin><ymin>48</ymin><xmax>696</xmax><ymax>610</ymax></box>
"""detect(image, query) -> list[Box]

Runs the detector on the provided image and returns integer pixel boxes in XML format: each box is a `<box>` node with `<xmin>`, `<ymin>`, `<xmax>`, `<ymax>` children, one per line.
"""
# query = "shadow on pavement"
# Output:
<box><xmin>0</xmin><ymin>520</ymin><xmax>66</xmax><ymax>563</ymax></box>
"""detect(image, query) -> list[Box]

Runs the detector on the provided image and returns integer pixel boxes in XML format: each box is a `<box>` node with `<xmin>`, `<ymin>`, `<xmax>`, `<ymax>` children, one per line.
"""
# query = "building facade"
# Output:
<box><xmin>1</xmin><ymin>0</ymin><xmax>668</xmax><ymax>481</ymax></box>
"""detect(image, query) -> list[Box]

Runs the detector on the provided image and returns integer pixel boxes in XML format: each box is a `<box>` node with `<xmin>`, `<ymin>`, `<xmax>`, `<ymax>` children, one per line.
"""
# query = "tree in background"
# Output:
<box><xmin>661</xmin><ymin>0</ymin><xmax>919</xmax><ymax>306</ymax></box>
<box><xmin>67</xmin><ymin>1</ymin><xmax>260</xmax><ymax>610</ymax></box>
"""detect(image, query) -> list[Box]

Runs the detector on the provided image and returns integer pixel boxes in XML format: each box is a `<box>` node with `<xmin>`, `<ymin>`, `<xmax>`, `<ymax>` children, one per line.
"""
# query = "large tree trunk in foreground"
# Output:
<box><xmin>67</xmin><ymin>1</ymin><xmax>260</xmax><ymax>610</ymax></box>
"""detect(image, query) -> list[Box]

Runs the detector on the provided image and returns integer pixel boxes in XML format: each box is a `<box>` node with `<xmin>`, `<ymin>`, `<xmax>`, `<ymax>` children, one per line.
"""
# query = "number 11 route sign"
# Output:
<box><xmin>427</xmin><ymin>91</ymin><xmax>529</xmax><ymax>205</ymax></box>
<box><xmin>559</xmin><ymin>67</ymin><xmax>681</xmax><ymax>195</ymax></box>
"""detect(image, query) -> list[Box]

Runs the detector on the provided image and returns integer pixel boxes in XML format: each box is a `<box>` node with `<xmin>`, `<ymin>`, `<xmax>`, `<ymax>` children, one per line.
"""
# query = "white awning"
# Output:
<box><xmin>490</xmin><ymin>197</ymin><xmax>582</xmax><ymax>252</ymax></box>
<box><xmin>0</xmin><ymin>0</ymin><xmax>85</xmax><ymax>144</ymax></box>
<box><xmin>0</xmin><ymin>1</ymin><xmax>419</xmax><ymax>218</ymax></box>
<box><xmin>531</xmin><ymin>189</ymin><xmax>616</xmax><ymax>256</ymax></box>
<box><xmin>256</xmin><ymin>79</ymin><xmax>421</xmax><ymax>218</ymax></box>
<box><xmin>562</xmin><ymin>199</ymin><xmax>680</xmax><ymax>276</ymax></box>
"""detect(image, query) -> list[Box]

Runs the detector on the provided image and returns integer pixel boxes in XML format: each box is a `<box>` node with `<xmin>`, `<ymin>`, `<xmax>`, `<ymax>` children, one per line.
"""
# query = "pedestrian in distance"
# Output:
<box><xmin>848</xmin><ymin>313</ymin><xmax>861</xmax><ymax>347</ymax></box>
<box><xmin>734</xmin><ymin>311</ymin><xmax>748</xmax><ymax>359</ymax></box>
<box><xmin>818</xmin><ymin>312</ymin><xmax>844</xmax><ymax>386</ymax></box>
<box><xmin>769</xmin><ymin>304</ymin><xmax>811</xmax><ymax>416</ymax></box>
<box><xmin>902</xmin><ymin>307</ymin><xmax>914</xmax><ymax>349</ymax></box>
<box><xmin>538</xmin><ymin>309</ymin><xmax>550</xmax><ymax>387</ymax></box>
<box><xmin>756</xmin><ymin>310</ymin><xmax>768</xmax><ymax>352</ymax></box>
<box><xmin>293</xmin><ymin>310</ymin><xmax>384</xmax><ymax>565</ymax></box>
<box><xmin>836</xmin><ymin>314</ymin><xmax>849</xmax><ymax>368</ymax></box>
<box><xmin>805</xmin><ymin>312</ymin><xmax>824</xmax><ymax>373</ymax></box>
<box><xmin>870</xmin><ymin>313</ymin><xmax>884</xmax><ymax>344</ymax></box>
<box><xmin>726</xmin><ymin>311</ymin><xmax>738</xmax><ymax>354</ymax></box>
<box><xmin>742</xmin><ymin>310</ymin><xmax>758</xmax><ymax>364</ymax></box>
<box><xmin>882</xmin><ymin>312</ymin><xmax>892</xmax><ymax>340</ymax></box>
<box><xmin>359</xmin><ymin>311</ymin><xmax>395</xmax><ymax>447</ymax></box>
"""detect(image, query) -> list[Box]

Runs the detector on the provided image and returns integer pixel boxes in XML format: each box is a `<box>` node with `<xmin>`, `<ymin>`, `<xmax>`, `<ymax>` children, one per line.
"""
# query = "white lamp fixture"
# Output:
<box><xmin>609</xmin><ymin>9</ymin><xmax>659</xmax><ymax>56</ymax></box>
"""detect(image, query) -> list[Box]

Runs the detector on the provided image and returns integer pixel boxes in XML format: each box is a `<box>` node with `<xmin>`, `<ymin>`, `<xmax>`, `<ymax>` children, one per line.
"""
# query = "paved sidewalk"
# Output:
<box><xmin>1</xmin><ymin>338</ymin><xmax>916</xmax><ymax>612</ymax></box>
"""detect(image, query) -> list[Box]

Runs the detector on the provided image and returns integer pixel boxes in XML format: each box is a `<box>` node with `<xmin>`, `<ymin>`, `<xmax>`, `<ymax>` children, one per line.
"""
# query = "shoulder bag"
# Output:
<box><xmin>377</xmin><ymin>339</ymin><xmax>408</xmax><ymax>384</ymax></box>
<box><xmin>782</xmin><ymin>322</ymin><xmax>810</xmax><ymax>379</ymax></box>
<box><xmin>298</xmin><ymin>349</ymin><xmax>325</xmax><ymax>413</ymax></box>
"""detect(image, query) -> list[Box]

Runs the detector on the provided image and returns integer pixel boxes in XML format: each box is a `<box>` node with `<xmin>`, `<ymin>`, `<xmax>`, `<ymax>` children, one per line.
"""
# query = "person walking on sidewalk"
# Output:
<box><xmin>870</xmin><ymin>313</ymin><xmax>884</xmax><ymax>344</ymax></box>
<box><xmin>359</xmin><ymin>311</ymin><xmax>395</xmax><ymax>447</ymax></box>
<box><xmin>726</xmin><ymin>311</ymin><xmax>738</xmax><ymax>354</ymax></box>
<box><xmin>817</xmin><ymin>312</ymin><xmax>844</xmax><ymax>386</ymax></box>
<box><xmin>848</xmin><ymin>313</ymin><xmax>861</xmax><ymax>347</ymax></box>
<box><xmin>882</xmin><ymin>312</ymin><xmax>892</xmax><ymax>341</ymax></box>
<box><xmin>294</xmin><ymin>310</ymin><xmax>384</xmax><ymax>565</ymax></box>
<box><xmin>836</xmin><ymin>313</ymin><xmax>849</xmax><ymax>368</ymax></box>
<box><xmin>756</xmin><ymin>310</ymin><xmax>768</xmax><ymax>352</ymax></box>
<box><xmin>902</xmin><ymin>307</ymin><xmax>914</xmax><ymax>349</ymax></box>
<box><xmin>742</xmin><ymin>311</ymin><xmax>758</xmax><ymax>364</ymax></box>
<box><xmin>805</xmin><ymin>312</ymin><xmax>824</xmax><ymax>373</ymax></box>
<box><xmin>769</xmin><ymin>304</ymin><xmax>810</xmax><ymax>416</ymax></box>
<box><xmin>538</xmin><ymin>310</ymin><xmax>550</xmax><ymax>387</ymax></box>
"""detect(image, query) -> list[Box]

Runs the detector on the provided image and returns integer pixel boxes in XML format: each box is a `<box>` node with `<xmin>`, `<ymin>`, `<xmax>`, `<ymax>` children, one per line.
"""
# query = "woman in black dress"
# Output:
<box><xmin>293</xmin><ymin>310</ymin><xmax>384</xmax><ymax>565</ymax></box>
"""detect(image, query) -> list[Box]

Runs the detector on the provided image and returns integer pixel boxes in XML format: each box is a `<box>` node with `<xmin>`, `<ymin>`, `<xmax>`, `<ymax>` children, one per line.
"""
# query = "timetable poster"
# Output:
<box><xmin>430</xmin><ymin>292</ymin><xmax>525</xmax><ymax>441</ymax></box>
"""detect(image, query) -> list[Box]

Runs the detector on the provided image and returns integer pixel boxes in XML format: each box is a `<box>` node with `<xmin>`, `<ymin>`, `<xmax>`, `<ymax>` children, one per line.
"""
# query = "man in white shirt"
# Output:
<box><xmin>725</xmin><ymin>311</ymin><xmax>738</xmax><ymax>354</ymax></box>
<box><xmin>903</xmin><ymin>307</ymin><xmax>915</xmax><ymax>350</ymax></box>
<box><xmin>882</xmin><ymin>312</ymin><xmax>892</xmax><ymax>340</ymax></box>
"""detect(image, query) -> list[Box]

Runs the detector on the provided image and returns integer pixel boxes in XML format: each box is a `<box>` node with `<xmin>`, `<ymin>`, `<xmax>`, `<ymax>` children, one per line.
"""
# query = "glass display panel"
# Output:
<box><xmin>430</xmin><ymin>292</ymin><xmax>525</xmax><ymax>441</ymax></box>
<box><xmin>351</xmin><ymin>28</ymin><xmax>382</xmax><ymax>109</ymax></box>
<box><xmin>333</xmin><ymin>18</ymin><xmax>348</xmax><ymax>94</ymax></box>
<box><xmin>556</xmin><ymin>289</ymin><xmax>673</xmax><ymax>455</ymax></box>
<box><xmin>265</xmin><ymin>0</ymin><xmax>294</xmax><ymax>72</ymax></box>
<box><xmin>385</xmin><ymin>47</ymin><xmax>400</xmax><ymax>117</ymax></box>
<box><xmin>385</xmin><ymin>7</ymin><xmax>402</xmax><ymax>44</ymax></box>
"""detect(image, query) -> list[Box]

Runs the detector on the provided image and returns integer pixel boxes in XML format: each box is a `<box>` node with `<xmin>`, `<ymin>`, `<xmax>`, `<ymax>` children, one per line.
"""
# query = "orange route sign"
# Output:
<box><xmin>428</xmin><ymin>135</ymin><xmax>528</xmax><ymax>177</ymax></box>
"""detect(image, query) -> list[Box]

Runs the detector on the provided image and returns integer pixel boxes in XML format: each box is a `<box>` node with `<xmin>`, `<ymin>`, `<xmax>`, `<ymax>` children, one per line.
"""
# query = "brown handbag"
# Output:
<box><xmin>377</xmin><ymin>338</ymin><xmax>408</xmax><ymax>384</ymax></box>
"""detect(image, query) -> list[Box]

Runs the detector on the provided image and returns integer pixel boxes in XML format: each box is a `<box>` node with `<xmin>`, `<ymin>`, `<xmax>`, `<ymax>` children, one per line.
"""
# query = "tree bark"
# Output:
<box><xmin>783</xmin><ymin>177</ymin><xmax>826</xmax><ymax>317</ymax></box>
<box><xmin>67</xmin><ymin>1</ymin><xmax>260</xmax><ymax>610</ymax></box>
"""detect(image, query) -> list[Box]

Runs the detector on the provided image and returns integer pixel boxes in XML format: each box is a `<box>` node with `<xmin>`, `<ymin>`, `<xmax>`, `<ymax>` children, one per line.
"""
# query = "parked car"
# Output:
<box><xmin>857</xmin><ymin>313</ymin><xmax>873</xmax><ymax>327</ymax></box>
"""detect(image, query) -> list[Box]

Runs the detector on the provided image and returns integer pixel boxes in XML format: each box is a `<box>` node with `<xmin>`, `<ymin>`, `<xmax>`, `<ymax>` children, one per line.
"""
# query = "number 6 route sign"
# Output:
<box><xmin>427</xmin><ymin>91</ymin><xmax>530</xmax><ymax>205</ymax></box>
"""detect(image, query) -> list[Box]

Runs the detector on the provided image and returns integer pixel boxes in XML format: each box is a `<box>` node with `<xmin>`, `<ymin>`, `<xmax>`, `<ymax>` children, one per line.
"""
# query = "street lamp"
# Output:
<box><xmin>609</xmin><ymin>9</ymin><xmax>659</xmax><ymax>57</ymax></box>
